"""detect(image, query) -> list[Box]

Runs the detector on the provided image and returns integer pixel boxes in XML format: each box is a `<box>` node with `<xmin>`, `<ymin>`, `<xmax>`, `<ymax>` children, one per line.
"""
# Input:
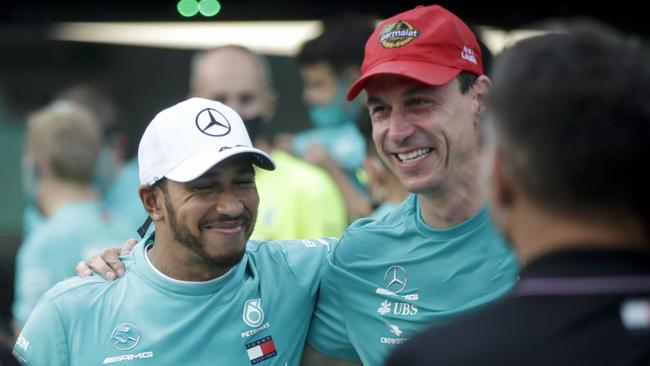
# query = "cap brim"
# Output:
<box><xmin>164</xmin><ymin>146</ymin><xmax>275</xmax><ymax>183</ymax></box>
<box><xmin>347</xmin><ymin>60</ymin><xmax>462</xmax><ymax>100</ymax></box>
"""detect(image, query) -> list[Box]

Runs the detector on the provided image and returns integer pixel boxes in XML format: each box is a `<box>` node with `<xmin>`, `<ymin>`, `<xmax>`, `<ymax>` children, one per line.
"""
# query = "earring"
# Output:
<box><xmin>152</xmin><ymin>212</ymin><xmax>160</xmax><ymax>221</ymax></box>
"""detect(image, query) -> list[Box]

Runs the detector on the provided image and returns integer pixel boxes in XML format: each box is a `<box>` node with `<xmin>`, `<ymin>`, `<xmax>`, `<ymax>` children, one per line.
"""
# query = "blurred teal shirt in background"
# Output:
<box><xmin>12</xmin><ymin>201</ymin><xmax>133</xmax><ymax>326</ymax></box>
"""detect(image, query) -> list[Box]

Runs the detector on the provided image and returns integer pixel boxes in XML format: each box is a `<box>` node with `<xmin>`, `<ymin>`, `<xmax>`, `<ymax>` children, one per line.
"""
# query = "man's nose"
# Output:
<box><xmin>215</xmin><ymin>190</ymin><xmax>244</xmax><ymax>216</ymax></box>
<box><xmin>386</xmin><ymin>110</ymin><xmax>414</xmax><ymax>144</ymax></box>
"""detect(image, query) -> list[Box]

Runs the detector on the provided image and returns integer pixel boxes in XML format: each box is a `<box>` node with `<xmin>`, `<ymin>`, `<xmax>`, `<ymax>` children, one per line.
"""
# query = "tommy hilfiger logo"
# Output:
<box><xmin>245</xmin><ymin>336</ymin><xmax>277</xmax><ymax>364</ymax></box>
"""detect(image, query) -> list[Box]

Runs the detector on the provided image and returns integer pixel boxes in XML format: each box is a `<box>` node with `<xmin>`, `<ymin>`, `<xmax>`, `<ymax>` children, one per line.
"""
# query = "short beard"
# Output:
<box><xmin>163</xmin><ymin>194</ymin><xmax>246</xmax><ymax>269</ymax></box>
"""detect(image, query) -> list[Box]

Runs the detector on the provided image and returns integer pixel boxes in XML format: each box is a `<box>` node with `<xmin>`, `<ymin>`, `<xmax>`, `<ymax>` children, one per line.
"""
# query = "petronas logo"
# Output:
<box><xmin>380</xmin><ymin>21</ymin><xmax>419</xmax><ymax>49</ymax></box>
<box><xmin>243</xmin><ymin>299</ymin><xmax>265</xmax><ymax>328</ymax></box>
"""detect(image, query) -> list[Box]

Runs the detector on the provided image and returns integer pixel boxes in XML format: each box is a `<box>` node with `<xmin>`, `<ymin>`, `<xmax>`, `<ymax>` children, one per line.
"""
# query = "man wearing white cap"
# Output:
<box><xmin>13</xmin><ymin>98</ymin><xmax>335</xmax><ymax>365</ymax></box>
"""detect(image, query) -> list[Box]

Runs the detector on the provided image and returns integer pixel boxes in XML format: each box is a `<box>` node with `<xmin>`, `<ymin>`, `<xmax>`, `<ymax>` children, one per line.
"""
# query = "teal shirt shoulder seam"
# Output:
<box><xmin>53</xmin><ymin>295</ymin><xmax>70</xmax><ymax>364</ymax></box>
<box><xmin>41</xmin><ymin>290</ymin><xmax>71</xmax><ymax>364</ymax></box>
<box><xmin>248</xmin><ymin>240</ymin><xmax>312</xmax><ymax>300</ymax></box>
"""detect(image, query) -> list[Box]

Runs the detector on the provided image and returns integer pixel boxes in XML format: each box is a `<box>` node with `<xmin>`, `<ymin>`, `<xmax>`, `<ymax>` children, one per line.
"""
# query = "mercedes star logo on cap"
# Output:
<box><xmin>195</xmin><ymin>107</ymin><xmax>231</xmax><ymax>137</ymax></box>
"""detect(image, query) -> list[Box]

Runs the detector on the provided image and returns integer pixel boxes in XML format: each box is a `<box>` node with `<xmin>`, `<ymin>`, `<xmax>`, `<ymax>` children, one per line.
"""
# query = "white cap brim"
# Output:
<box><xmin>164</xmin><ymin>145</ymin><xmax>275</xmax><ymax>183</ymax></box>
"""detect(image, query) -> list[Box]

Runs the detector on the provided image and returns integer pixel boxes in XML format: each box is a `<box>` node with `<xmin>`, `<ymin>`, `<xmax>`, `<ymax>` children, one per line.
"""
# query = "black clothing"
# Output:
<box><xmin>386</xmin><ymin>249</ymin><xmax>650</xmax><ymax>366</ymax></box>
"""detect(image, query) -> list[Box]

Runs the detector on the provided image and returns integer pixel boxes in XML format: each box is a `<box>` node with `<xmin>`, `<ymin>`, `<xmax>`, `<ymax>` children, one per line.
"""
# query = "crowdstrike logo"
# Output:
<box><xmin>388</xmin><ymin>324</ymin><xmax>403</xmax><ymax>337</ymax></box>
<box><xmin>380</xmin><ymin>324</ymin><xmax>410</xmax><ymax>345</ymax></box>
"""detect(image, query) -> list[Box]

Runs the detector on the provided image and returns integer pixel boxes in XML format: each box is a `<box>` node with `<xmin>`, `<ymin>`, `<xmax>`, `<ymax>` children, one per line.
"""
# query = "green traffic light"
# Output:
<box><xmin>177</xmin><ymin>0</ymin><xmax>199</xmax><ymax>17</ymax></box>
<box><xmin>198</xmin><ymin>0</ymin><xmax>221</xmax><ymax>17</ymax></box>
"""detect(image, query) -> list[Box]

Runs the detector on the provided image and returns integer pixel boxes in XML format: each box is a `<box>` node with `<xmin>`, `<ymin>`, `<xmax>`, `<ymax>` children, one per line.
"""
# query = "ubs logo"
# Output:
<box><xmin>195</xmin><ymin>108</ymin><xmax>231</xmax><ymax>136</ymax></box>
<box><xmin>384</xmin><ymin>266</ymin><xmax>408</xmax><ymax>294</ymax></box>
<box><xmin>111</xmin><ymin>323</ymin><xmax>141</xmax><ymax>351</ymax></box>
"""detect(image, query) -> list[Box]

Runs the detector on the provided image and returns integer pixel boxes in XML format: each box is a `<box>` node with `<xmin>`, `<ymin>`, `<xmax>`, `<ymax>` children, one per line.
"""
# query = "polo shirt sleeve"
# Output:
<box><xmin>306</xmin><ymin>241</ymin><xmax>361</xmax><ymax>362</ymax></box>
<box><xmin>279</xmin><ymin>237</ymin><xmax>337</xmax><ymax>298</ymax></box>
<box><xmin>13</xmin><ymin>293</ymin><xmax>69</xmax><ymax>365</ymax></box>
<box><xmin>12</xmin><ymin>233</ymin><xmax>57</xmax><ymax>327</ymax></box>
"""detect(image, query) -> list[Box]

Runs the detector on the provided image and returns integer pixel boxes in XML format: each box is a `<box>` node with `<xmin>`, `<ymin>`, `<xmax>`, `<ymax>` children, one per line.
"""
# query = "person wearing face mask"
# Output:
<box><xmin>12</xmin><ymin>101</ymin><xmax>132</xmax><ymax>334</ymax></box>
<box><xmin>275</xmin><ymin>13</ymin><xmax>377</xmax><ymax>220</ymax></box>
<box><xmin>190</xmin><ymin>46</ymin><xmax>347</xmax><ymax>240</ymax></box>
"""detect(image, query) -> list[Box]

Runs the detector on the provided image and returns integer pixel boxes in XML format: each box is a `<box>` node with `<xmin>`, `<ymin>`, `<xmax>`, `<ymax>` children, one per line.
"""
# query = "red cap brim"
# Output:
<box><xmin>347</xmin><ymin>60</ymin><xmax>462</xmax><ymax>101</ymax></box>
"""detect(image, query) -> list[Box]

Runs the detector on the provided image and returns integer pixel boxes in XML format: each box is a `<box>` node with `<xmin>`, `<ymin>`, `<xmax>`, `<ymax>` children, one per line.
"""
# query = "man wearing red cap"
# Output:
<box><xmin>303</xmin><ymin>5</ymin><xmax>518</xmax><ymax>365</ymax></box>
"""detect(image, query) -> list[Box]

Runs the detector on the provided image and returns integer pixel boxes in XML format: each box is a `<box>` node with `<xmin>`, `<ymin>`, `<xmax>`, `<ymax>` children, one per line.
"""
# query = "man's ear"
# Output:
<box><xmin>472</xmin><ymin>75</ymin><xmax>491</xmax><ymax>119</ymax></box>
<box><xmin>491</xmin><ymin>148</ymin><xmax>515</xmax><ymax>228</ymax></box>
<box><xmin>139</xmin><ymin>185</ymin><xmax>163</xmax><ymax>220</ymax></box>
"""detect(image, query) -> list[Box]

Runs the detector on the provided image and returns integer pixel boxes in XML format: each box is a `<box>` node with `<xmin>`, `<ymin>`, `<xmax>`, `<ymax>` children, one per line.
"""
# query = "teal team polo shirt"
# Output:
<box><xmin>14</xmin><ymin>233</ymin><xmax>335</xmax><ymax>365</ymax></box>
<box><xmin>307</xmin><ymin>194</ymin><xmax>520</xmax><ymax>365</ymax></box>
<box><xmin>292</xmin><ymin>122</ymin><xmax>366</xmax><ymax>175</ymax></box>
<box><xmin>12</xmin><ymin>201</ymin><xmax>133</xmax><ymax>326</ymax></box>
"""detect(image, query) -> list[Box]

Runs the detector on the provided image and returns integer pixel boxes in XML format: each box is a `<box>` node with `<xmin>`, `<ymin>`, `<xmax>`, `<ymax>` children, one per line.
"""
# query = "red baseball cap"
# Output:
<box><xmin>347</xmin><ymin>5</ymin><xmax>484</xmax><ymax>100</ymax></box>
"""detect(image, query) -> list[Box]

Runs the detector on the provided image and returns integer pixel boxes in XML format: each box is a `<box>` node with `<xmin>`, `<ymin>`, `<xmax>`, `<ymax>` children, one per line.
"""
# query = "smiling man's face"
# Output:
<box><xmin>161</xmin><ymin>155</ymin><xmax>259</xmax><ymax>268</ymax></box>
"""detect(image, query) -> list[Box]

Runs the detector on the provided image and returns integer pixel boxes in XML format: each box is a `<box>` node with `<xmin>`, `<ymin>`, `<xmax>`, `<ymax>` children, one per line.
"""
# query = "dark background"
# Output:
<box><xmin>2</xmin><ymin>0</ymin><xmax>647</xmax><ymax>34</ymax></box>
<box><xmin>2</xmin><ymin>0</ymin><xmax>646</xmax><ymax>149</ymax></box>
<box><xmin>0</xmin><ymin>0</ymin><xmax>647</xmax><ymax>337</ymax></box>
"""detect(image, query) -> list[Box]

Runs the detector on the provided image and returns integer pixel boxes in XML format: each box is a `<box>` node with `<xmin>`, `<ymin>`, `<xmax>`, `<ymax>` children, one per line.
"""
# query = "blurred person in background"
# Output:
<box><xmin>57</xmin><ymin>84</ymin><xmax>144</xmax><ymax>234</ymax></box>
<box><xmin>357</xmin><ymin>113</ymin><xmax>408</xmax><ymax>219</ymax></box>
<box><xmin>190</xmin><ymin>45</ymin><xmax>347</xmax><ymax>240</ymax></box>
<box><xmin>386</xmin><ymin>19</ymin><xmax>650</xmax><ymax>366</ymax></box>
<box><xmin>21</xmin><ymin>84</ymin><xmax>145</xmax><ymax>238</ymax></box>
<box><xmin>276</xmin><ymin>13</ymin><xmax>376</xmax><ymax>220</ymax></box>
<box><xmin>12</xmin><ymin>101</ymin><xmax>132</xmax><ymax>333</ymax></box>
<box><xmin>0</xmin><ymin>79</ymin><xmax>22</xmax><ymax>366</ymax></box>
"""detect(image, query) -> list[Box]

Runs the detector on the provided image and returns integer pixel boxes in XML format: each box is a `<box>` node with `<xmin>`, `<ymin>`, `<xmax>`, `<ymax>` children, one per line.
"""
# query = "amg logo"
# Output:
<box><xmin>103</xmin><ymin>351</ymin><xmax>154</xmax><ymax>364</ymax></box>
<box><xmin>375</xmin><ymin>288</ymin><xmax>397</xmax><ymax>297</ymax></box>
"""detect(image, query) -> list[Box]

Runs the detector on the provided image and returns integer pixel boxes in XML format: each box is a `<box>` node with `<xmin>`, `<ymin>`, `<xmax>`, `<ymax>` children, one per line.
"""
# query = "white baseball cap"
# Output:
<box><xmin>138</xmin><ymin>97</ymin><xmax>275</xmax><ymax>186</ymax></box>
